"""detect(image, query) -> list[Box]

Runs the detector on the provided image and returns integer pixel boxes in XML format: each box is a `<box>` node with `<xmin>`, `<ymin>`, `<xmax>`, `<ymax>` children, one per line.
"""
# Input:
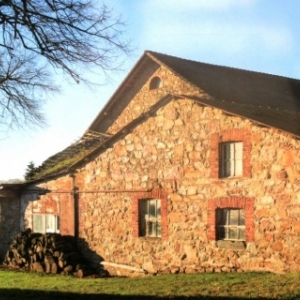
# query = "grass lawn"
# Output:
<box><xmin>0</xmin><ymin>269</ymin><xmax>300</xmax><ymax>299</ymax></box>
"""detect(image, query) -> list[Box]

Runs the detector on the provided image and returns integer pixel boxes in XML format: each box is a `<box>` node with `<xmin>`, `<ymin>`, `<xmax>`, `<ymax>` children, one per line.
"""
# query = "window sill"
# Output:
<box><xmin>220</xmin><ymin>175</ymin><xmax>243</xmax><ymax>179</ymax></box>
<box><xmin>211</xmin><ymin>176</ymin><xmax>249</xmax><ymax>182</ymax></box>
<box><xmin>138</xmin><ymin>236</ymin><xmax>161</xmax><ymax>240</ymax></box>
<box><xmin>216</xmin><ymin>240</ymin><xmax>246</xmax><ymax>250</ymax></box>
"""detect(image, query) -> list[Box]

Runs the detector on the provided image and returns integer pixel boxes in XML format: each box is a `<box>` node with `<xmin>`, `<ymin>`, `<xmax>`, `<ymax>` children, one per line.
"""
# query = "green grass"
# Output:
<box><xmin>1</xmin><ymin>269</ymin><xmax>300</xmax><ymax>299</ymax></box>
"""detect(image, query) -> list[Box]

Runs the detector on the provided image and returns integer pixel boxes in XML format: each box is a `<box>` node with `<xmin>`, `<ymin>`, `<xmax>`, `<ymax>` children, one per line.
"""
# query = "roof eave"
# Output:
<box><xmin>86</xmin><ymin>51</ymin><xmax>161</xmax><ymax>133</ymax></box>
<box><xmin>69</xmin><ymin>94</ymin><xmax>182</xmax><ymax>171</ymax></box>
<box><xmin>186</xmin><ymin>95</ymin><xmax>300</xmax><ymax>139</ymax></box>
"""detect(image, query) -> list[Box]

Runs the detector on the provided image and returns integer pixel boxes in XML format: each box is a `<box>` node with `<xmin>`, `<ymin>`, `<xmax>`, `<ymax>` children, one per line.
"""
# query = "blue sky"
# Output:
<box><xmin>0</xmin><ymin>0</ymin><xmax>299</xmax><ymax>180</ymax></box>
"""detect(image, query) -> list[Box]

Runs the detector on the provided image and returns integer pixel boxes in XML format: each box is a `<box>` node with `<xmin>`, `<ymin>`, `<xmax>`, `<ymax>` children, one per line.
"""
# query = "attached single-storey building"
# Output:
<box><xmin>1</xmin><ymin>51</ymin><xmax>300</xmax><ymax>275</ymax></box>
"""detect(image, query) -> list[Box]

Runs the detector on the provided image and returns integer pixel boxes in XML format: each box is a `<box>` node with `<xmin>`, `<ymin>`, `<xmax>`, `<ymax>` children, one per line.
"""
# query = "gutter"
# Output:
<box><xmin>22</xmin><ymin>189</ymin><xmax>149</xmax><ymax>194</ymax></box>
<box><xmin>70</xmin><ymin>173</ymin><xmax>78</xmax><ymax>239</ymax></box>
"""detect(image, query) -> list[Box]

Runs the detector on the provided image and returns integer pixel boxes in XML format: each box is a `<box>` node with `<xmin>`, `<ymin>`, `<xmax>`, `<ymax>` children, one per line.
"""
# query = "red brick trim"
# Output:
<box><xmin>210</xmin><ymin>129</ymin><xmax>251</xmax><ymax>178</ymax></box>
<box><xmin>208</xmin><ymin>197</ymin><xmax>254</xmax><ymax>242</ymax></box>
<box><xmin>132</xmin><ymin>188</ymin><xmax>168</xmax><ymax>240</ymax></box>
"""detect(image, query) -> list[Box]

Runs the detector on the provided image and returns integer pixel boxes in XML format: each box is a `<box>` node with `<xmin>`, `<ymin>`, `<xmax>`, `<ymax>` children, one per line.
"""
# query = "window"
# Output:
<box><xmin>149</xmin><ymin>76</ymin><xmax>162</xmax><ymax>90</ymax></box>
<box><xmin>139</xmin><ymin>199</ymin><xmax>161</xmax><ymax>237</ymax></box>
<box><xmin>220</xmin><ymin>142</ymin><xmax>243</xmax><ymax>178</ymax></box>
<box><xmin>133</xmin><ymin>189</ymin><xmax>168</xmax><ymax>239</ymax></box>
<box><xmin>208</xmin><ymin>197</ymin><xmax>254</xmax><ymax>242</ymax></box>
<box><xmin>33</xmin><ymin>214</ymin><xmax>59</xmax><ymax>233</ymax></box>
<box><xmin>216</xmin><ymin>208</ymin><xmax>245</xmax><ymax>241</ymax></box>
<box><xmin>210</xmin><ymin>129</ymin><xmax>251</xmax><ymax>179</ymax></box>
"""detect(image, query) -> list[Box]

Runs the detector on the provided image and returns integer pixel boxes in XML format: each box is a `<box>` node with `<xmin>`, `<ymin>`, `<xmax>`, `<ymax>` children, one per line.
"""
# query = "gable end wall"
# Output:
<box><xmin>74</xmin><ymin>96</ymin><xmax>300</xmax><ymax>275</ymax></box>
<box><xmin>16</xmin><ymin>67</ymin><xmax>300</xmax><ymax>276</ymax></box>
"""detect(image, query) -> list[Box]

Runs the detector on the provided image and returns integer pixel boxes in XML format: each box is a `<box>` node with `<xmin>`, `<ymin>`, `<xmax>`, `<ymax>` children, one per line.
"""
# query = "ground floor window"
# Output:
<box><xmin>208</xmin><ymin>197</ymin><xmax>254</xmax><ymax>243</ymax></box>
<box><xmin>216</xmin><ymin>208</ymin><xmax>245</xmax><ymax>241</ymax></box>
<box><xmin>139</xmin><ymin>198</ymin><xmax>161</xmax><ymax>237</ymax></box>
<box><xmin>32</xmin><ymin>214</ymin><xmax>59</xmax><ymax>233</ymax></box>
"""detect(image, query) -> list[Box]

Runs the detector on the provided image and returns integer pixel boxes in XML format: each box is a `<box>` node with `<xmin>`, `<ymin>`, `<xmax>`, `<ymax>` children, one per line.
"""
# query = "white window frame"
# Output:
<box><xmin>220</xmin><ymin>142</ymin><xmax>243</xmax><ymax>178</ymax></box>
<box><xmin>32</xmin><ymin>214</ymin><xmax>60</xmax><ymax>233</ymax></box>
<box><xmin>216</xmin><ymin>208</ymin><xmax>245</xmax><ymax>241</ymax></box>
<box><xmin>139</xmin><ymin>199</ymin><xmax>161</xmax><ymax>237</ymax></box>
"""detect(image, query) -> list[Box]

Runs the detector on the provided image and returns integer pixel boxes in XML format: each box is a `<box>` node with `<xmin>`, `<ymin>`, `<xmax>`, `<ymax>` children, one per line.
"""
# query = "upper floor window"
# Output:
<box><xmin>149</xmin><ymin>76</ymin><xmax>162</xmax><ymax>90</ymax></box>
<box><xmin>216</xmin><ymin>208</ymin><xmax>245</xmax><ymax>241</ymax></box>
<box><xmin>210</xmin><ymin>129</ymin><xmax>251</xmax><ymax>179</ymax></box>
<box><xmin>220</xmin><ymin>142</ymin><xmax>243</xmax><ymax>178</ymax></box>
<box><xmin>139</xmin><ymin>198</ymin><xmax>161</xmax><ymax>237</ymax></box>
<box><xmin>33</xmin><ymin>214</ymin><xmax>60</xmax><ymax>233</ymax></box>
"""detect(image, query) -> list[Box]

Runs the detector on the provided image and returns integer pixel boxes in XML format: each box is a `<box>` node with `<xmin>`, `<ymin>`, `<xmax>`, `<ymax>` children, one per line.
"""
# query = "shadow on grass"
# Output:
<box><xmin>0</xmin><ymin>289</ymin><xmax>298</xmax><ymax>300</ymax></box>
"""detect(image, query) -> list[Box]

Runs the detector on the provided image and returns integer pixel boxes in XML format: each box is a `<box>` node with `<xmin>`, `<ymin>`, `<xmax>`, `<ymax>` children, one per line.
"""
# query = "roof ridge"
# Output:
<box><xmin>146</xmin><ymin>50</ymin><xmax>300</xmax><ymax>81</ymax></box>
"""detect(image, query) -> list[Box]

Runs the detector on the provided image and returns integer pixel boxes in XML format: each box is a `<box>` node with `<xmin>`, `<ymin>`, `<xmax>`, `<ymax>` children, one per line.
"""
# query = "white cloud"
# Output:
<box><xmin>140</xmin><ymin>14</ymin><xmax>293</xmax><ymax>59</ymax></box>
<box><xmin>198</xmin><ymin>0</ymin><xmax>256</xmax><ymax>10</ymax></box>
<box><xmin>257</xmin><ymin>26</ymin><xmax>293</xmax><ymax>53</ymax></box>
<box><xmin>147</xmin><ymin>0</ymin><xmax>257</xmax><ymax>11</ymax></box>
<box><xmin>198</xmin><ymin>22</ymin><xmax>293</xmax><ymax>54</ymax></box>
<box><xmin>137</xmin><ymin>0</ymin><xmax>294</xmax><ymax>60</ymax></box>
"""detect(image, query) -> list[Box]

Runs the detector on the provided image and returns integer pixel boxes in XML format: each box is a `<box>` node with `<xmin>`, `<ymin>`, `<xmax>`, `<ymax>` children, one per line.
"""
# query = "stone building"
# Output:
<box><xmin>1</xmin><ymin>51</ymin><xmax>300</xmax><ymax>275</ymax></box>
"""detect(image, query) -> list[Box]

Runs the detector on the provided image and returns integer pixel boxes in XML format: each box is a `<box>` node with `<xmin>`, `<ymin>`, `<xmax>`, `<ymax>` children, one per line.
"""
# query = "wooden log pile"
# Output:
<box><xmin>2</xmin><ymin>229</ymin><xmax>91</xmax><ymax>277</ymax></box>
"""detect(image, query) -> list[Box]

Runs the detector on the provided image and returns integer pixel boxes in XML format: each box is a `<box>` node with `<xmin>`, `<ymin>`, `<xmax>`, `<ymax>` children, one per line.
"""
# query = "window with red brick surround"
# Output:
<box><xmin>210</xmin><ymin>129</ymin><xmax>251</xmax><ymax>178</ymax></box>
<box><xmin>132</xmin><ymin>189</ymin><xmax>168</xmax><ymax>239</ymax></box>
<box><xmin>208</xmin><ymin>197</ymin><xmax>254</xmax><ymax>242</ymax></box>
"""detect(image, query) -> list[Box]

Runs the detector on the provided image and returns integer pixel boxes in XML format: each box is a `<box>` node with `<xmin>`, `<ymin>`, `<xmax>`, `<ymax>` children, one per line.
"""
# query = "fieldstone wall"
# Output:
<box><xmin>18</xmin><ymin>65</ymin><xmax>300</xmax><ymax>276</ymax></box>
<box><xmin>106</xmin><ymin>65</ymin><xmax>203</xmax><ymax>135</ymax></box>
<box><xmin>74</xmin><ymin>95</ymin><xmax>300</xmax><ymax>275</ymax></box>
<box><xmin>0</xmin><ymin>195</ymin><xmax>20</xmax><ymax>260</ymax></box>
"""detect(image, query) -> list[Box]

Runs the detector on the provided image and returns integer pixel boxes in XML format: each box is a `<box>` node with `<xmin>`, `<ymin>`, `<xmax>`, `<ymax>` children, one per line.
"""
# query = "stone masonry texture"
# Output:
<box><xmin>0</xmin><ymin>196</ymin><xmax>20</xmax><ymax>259</ymax></box>
<box><xmin>16</xmin><ymin>65</ymin><xmax>300</xmax><ymax>276</ymax></box>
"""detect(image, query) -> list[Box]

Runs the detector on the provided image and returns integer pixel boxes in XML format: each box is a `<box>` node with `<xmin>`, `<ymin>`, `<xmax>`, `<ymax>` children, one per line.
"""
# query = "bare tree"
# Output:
<box><xmin>0</xmin><ymin>0</ymin><xmax>130</xmax><ymax>129</ymax></box>
<box><xmin>0</xmin><ymin>49</ymin><xmax>56</xmax><ymax>127</ymax></box>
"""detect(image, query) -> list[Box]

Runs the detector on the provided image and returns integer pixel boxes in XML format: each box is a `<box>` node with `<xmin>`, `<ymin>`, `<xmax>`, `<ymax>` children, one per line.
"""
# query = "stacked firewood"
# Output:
<box><xmin>3</xmin><ymin>229</ymin><xmax>90</xmax><ymax>277</ymax></box>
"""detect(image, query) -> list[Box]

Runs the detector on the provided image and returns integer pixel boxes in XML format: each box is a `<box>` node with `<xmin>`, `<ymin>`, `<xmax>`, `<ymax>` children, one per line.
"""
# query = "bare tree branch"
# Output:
<box><xmin>0</xmin><ymin>49</ymin><xmax>59</xmax><ymax>129</ymax></box>
<box><xmin>0</xmin><ymin>0</ymin><xmax>131</xmax><ymax>129</ymax></box>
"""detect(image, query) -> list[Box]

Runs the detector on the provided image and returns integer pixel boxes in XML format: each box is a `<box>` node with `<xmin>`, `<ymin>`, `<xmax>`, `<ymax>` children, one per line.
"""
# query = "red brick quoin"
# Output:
<box><xmin>210</xmin><ymin>129</ymin><xmax>251</xmax><ymax>178</ymax></box>
<box><xmin>132</xmin><ymin>189</ymin><xmax>168</xmax><ymax>240</ymax></box>
<box><xmin>207</xmin><ymin>197</ymin><xmax>255</xmax><ymax>242</ymax></box>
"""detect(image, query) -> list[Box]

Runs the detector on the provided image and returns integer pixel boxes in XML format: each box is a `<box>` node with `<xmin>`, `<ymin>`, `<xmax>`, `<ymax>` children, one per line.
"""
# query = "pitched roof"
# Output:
<box><xmin>146</xmin><ymin>51</ymin><xmax>300</xmax><ymax>136</ymax></box>
<box><xmin>29</xmin><ymin>51</ymin><xmax>300</xmax><ymax>181</ymax></box>
<box><xmin>26</xmin><ymin>130</ymin><xmax>111</xmax><ymax>181</ymax></box>
<box><xmin>0</xmin><ymin>182</ymin><xmax>28</xmax><ymax>197</ymax></box>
